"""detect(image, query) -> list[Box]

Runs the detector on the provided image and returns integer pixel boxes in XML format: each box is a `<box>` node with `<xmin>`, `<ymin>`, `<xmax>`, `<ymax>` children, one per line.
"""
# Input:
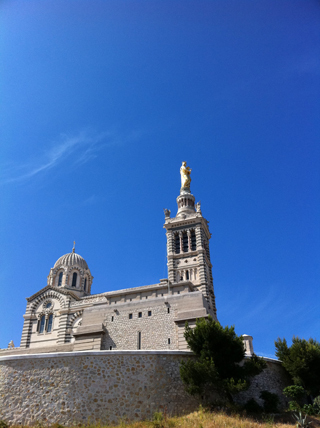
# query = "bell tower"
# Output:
<box><xmin>163</xmin><ymin>162</ymin><xmax>217</xmax><ymax>319</ymax></box>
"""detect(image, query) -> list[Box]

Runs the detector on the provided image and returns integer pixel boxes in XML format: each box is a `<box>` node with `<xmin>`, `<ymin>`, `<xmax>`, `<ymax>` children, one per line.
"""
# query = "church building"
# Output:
<box><xmin>5</xmin><ymin>162</ymin><xmax>252</xmax><ymax>355</ymax></box>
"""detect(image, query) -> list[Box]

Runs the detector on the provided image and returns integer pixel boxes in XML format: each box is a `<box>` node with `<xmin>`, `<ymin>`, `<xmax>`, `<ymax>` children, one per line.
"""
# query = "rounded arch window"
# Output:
<box><xmin>174</xmin><ymin>233</ymin><xmax>180</xmax><ymax>254</ymax></box>
<box><xmin>191</xmin><ymin>230</ymin><xmax>197</xmax><ymax>251</ymax></box>
<box><xmin>39</xmin><ymin>315</ymin><xmax>46</xmax><ymax>334</ymax></box>
<box><xmin>58</xmin><ymin>271</ymin><xmax>63</xmax><ymax>287</ymax></box>
<box><xmin>47</xmin><ymin>314</ymin><xmax>53</xmax><ymax>333</ymax></box>
<box><xmin>84</xmin><ymin>277</ymin><xmax>87</xmax><ymax>291</ymax></box>
<box><xmin>182</xmin><ymin>232</ymin><xmax>188</xmax><ymax>252</ymax></box>
<box><xmin>72</xmin><ymin>272</ymin><xmax>77</xmax><ymax>287</ymax></box>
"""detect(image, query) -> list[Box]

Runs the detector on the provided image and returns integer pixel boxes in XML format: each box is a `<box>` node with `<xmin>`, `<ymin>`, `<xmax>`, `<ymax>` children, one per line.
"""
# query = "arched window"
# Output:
<box><xmin>84</xmin><ymin>278</ymin><xmax>87</xmax><ymax>291</ymax></box>
<box><xmin>204</xmin><ymin>239</ymin><xmax>210</xmax><ymax>259</ymax></box>
<box><xmin>72</xmin><ymin>272</ymin><xmax>77</xmax><ymax>287</ymax></box>
<box><xmin>186</xmin><ymin>270</ymin><xmax>189</xmax><ymax>280</ymax></box>
<box><xmin>182</xmin><ymin>232</ymin><xmax>188</xmax><ymax>252</ymax></box>
<box><xmin>46</xmin><ymin>314</ymin><xmax>53</xmax><ymax>333</ymax></box>
<box><xmin>39</xmin><ymin>315</ymin><xmax>45</xmax><ymax>334</ymax></box>
<box><xmin>174</xmin><ymin>233</ymin><xmax>180</xmax><ymax>254</ymax></box>
<box><xmin>58</xmin><ymin>272</ymin><xmax>63</xmax><ymax>286</ymax></box>
<box><xmin>191</xmin><ymin>230</ymin><xmax>197</xmax><ymax>251</ymax></box>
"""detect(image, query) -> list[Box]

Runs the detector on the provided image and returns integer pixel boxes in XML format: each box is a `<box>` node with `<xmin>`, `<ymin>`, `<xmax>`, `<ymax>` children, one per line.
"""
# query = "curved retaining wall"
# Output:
<box><xmin>0</xmin><ymin>351</ymin><xmax>199</xmax><ymax>426</ymax></box>
<box><xmin>234</xmin><ymin>358</ymin><xmax>290</xmax><ymax>409</ymax></box>
<box><xmin>0</xmin><ymin>351</ymin><xmax>289</xmax><ymax>426</ymax></box>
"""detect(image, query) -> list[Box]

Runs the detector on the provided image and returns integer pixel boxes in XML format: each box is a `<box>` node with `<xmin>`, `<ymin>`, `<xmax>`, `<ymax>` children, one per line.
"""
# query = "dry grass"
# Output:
<box><xmin>6</xmin><ymin>409</ymin><xmax>320</xmax><ymax>428</ymax></box>
<box><xmin>145</xmin><ymin>410</ymin><xmax>293</xmax><ymax>428</ymax></box>
<box><xmin>107</xmin><ymin>409</ymin><xmax>320</xmax><ymax>428</ymax></box>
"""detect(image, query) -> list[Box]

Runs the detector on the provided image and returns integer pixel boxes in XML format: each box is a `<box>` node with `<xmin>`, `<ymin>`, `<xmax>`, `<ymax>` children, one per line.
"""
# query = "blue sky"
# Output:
<box><xmin>0</xmin><ymin>0</ymin><xmax>319</xmax><ymax>358</ymax></box>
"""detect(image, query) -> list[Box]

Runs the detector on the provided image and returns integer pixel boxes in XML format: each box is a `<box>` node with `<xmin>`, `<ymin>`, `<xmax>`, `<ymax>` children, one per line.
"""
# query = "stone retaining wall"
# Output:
<box><xmin>235</xmin><ymin>359</ymin><xmax>290</xmax><ymax>409</ymax></box>
<box><xmin>0</xmin><ymin>351</ymin><xmax>289</xmax><ymax>426</ymax></box>
<box><xmin>0</xmin><ymin>351</ymin><xmax>199</xmax><ymax>426</ymax></box>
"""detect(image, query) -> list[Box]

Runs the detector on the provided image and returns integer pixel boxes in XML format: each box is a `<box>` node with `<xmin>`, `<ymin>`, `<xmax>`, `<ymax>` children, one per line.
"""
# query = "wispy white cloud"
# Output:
<box><xmin>0</xmin><ymin>130</ymin><xmax>120</xmax><ymax>185</ymax></box>
<box><xmin>228</xmin><ymin>283</ymin><xmax>288</xmax><ymax>326</ymax></box>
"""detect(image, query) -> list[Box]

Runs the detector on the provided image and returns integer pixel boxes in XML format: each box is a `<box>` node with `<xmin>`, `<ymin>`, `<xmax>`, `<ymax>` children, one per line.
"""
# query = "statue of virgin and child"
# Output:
<box><xmin>180</xmin><ymin>161</ymin><xmax>191</xmax><ymax>190</ymax></box>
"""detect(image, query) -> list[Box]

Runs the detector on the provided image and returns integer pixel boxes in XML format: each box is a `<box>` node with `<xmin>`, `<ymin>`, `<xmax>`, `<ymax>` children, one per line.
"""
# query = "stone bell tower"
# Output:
<box><xmin>163</xmin><ymin>162</ymin><xmax>217</xmax><ymax>319</ymax></box>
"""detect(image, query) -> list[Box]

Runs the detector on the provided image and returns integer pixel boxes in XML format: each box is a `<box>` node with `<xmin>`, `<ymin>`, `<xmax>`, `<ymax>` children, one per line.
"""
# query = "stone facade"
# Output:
<box><xmin>0</xmin><ymin>351</ymin><xmax>199</xmax><ymax>426</ymax></box>
<box><xmin>1</xmin><ymin>173</ymin><xmax>218</xmax><ymax>355</ymax></box>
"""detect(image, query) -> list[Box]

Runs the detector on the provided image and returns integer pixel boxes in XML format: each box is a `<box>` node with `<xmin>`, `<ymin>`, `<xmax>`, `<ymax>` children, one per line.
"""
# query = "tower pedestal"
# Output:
<box><xmin>176</xmin><ymin>192</ymin><xmax>195</xmax><ymax>218</ymax></box>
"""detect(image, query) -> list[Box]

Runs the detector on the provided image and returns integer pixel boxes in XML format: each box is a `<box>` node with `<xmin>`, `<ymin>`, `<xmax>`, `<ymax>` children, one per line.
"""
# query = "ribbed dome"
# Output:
<box><xmin>54</xmin><ymin>251</ymin><xmax>88</xmax><ymax>270</ymax></box>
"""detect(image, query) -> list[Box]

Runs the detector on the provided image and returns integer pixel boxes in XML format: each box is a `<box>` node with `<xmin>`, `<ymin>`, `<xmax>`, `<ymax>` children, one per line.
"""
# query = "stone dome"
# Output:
<box><xmin>54</xmin><ymin>250</ymin><xmax>88</xmax><ymax>270</ymax></box>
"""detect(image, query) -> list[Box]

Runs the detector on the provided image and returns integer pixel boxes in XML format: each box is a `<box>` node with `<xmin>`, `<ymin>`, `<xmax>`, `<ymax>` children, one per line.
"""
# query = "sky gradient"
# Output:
<box><xmin>0</xmin><ymin>0</ymin><xmax>319</xmax><ymax>357</ymax></box>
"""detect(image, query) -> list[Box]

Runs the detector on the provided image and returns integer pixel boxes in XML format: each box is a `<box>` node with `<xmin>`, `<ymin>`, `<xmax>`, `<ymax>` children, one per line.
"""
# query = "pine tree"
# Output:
<box><xmin>275</xmin><ymin>336</ymin><xmax>320</xmax><ymax>398</ymax></box>
<box><xmin>180</xmin><ymin>316</ymin><xmax>266</xmax><ymax>403</ymax></box>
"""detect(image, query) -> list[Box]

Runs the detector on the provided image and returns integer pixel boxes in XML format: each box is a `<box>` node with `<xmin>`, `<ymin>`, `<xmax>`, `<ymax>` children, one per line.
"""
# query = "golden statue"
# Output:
<box><xmin>180</xmin><ymin>161</ymin><xmax>191</xmax><ymax>189</ymax></box>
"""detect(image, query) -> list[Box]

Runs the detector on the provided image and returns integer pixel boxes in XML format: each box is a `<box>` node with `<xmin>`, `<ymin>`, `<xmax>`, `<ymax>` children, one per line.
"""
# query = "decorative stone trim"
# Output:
<box><xmin>67</xmin><ymin>310</ymin><xmax>83</xmax><ymax>329</ymax></box>
<box><xmin>67</xmin><ymin>266</ymin><xmax>84</xmax><ymax>275</ymax></box>
<box><xmin>30</xmin><ymin>289</ymin><xmax>66</xmax><ymax>312</ymax></box>
<box><xmin>70</xmin><ymin>296</ymin><xmax>106</xmax><ymax>307</ymax></box>
<box><xmin>0</xmin><ymin>349</ymin><xmax>193</xmax><ymax>361</ymax></box>
<box><xmin>42</xmin><ymin>299</ymin><xmax>54</xmax><ymax>311</ymax></box>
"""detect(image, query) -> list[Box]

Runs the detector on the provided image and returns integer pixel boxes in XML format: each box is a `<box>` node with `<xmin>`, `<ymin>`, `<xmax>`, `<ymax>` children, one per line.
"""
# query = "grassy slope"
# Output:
<box><xmin>9</xmin><ymin>409</ymin><xmax>319</xmax><ymax>428</ymax></box>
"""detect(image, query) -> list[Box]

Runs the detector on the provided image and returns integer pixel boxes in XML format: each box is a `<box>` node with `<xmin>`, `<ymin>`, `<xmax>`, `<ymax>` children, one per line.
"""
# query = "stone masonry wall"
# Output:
<box><xmin>0</xmin><ymin>352</ymin><xmax>290</xmax><ymax>426</ymax></box>
<box><xmin>101</xmin><ymin>302</ymin><xmax>178</xmax><ymax>350</ymax></box>
<box><xmin>0</xmin><ymin>351</ymin><xmax>199</xmax><ymax>426</ymax></box>
<box><xmin>235</xmin><ymin>359</ymin><xmax>291</xmax><ymax>409</ymax></box>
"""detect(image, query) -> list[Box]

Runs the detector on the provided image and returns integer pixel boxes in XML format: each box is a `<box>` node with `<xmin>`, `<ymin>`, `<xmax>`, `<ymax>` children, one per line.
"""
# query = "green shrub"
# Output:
<box><xmin>312</xmin><ymin>396</ymin><xmax>320</xmax><ymax>414</ymax></box>
<box><xmin>302</xmin><ymin>404</ymin><xmax>316</xmax><ymax>416</ymax></box>
<box><xmin>288</xmin><ymin>401</ymin><xmax>301</xmax><ymax>412</ymax></box>
<box><xmin>0</xmin><ymin>421</ymin><xmax>8</xmax><ymax>428</ymax></box>
<box><xmin>260</xmin><ymin>390</ymin><xmax>279</xmax><ymax>413</ymax></box>
<box><xmin>313</xmin><ymin>395</ymin><xmax>320</xmax><ymax>407</ymax></box>
<box><xmin>262</xmin><ymin>414</ymin><xmax>275</xmax><ymax>425</ymax></box>
<box><xmin>167</xmin><ymin>420</ymin><xmax>176</xmax><ymax>428</ymax></box>
<box><xmin>283</xmin><ymin>386</ymin><xmax>305</xmax><ymax>402</ymax></box>
<box><xmin>152</xmin><ymin>411</ymin><xmax>165</xmax><ymax>428</ymax></box>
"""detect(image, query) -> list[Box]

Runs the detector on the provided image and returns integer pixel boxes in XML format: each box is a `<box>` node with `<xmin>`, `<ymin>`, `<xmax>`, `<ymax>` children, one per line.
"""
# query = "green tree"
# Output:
<box><xmin>275</xmin><ymin>337</ymin><xmax>320</xmax><ymax>398</ymax></box>
<box><xmin>180</xmin><ymin>316</ymin><xmax>266</xmax><ymax>403</ymax></box>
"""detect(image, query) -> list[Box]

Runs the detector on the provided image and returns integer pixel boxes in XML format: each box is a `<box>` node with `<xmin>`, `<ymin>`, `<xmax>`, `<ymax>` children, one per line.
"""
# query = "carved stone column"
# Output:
<box><xmin>179</xmin><ymin>232</ymin><xmax>183</xmax><ymax>253</ymax></box>
<box><xmin>166</xmin><ymin>231</ymin><xmax>174</xmax><ymax>255</ymax></box>
<box><xmin>187</xmin><ymin>230</ymin><xmax>192</xmax><ymax>252</ymax></box>
<box><xmin>167</xmin><ymin>256</ymin><xmax>175</xmax><ymax>283</ymax></box>
<box><xmin>195</xmin><ymin>226</ymin><xmax>203</xmax><ymax>249</ymax></box>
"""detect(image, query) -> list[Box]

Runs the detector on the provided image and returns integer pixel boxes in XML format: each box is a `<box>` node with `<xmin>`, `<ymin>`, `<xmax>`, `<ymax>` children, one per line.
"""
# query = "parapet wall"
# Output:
<box><xmin>0</xmin><ymin>351</ymin><xmax>289</xmax><ymax>426</ymax></box>
<box><xmin>0</xmin><ymin>351</ymin><xmax>199</xmax><ymax>426</ymax></box>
